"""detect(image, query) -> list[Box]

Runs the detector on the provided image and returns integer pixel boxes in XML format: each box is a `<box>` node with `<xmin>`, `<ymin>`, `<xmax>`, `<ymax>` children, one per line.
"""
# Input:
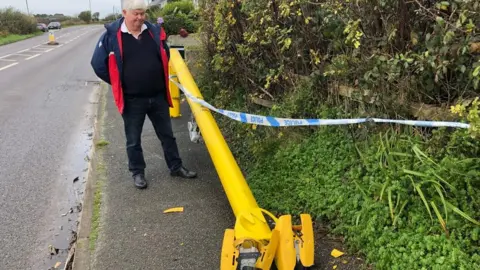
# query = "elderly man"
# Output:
<box><xmin>90</xmin><ymin>0</ymin><xmax>197</xmax><ymax>189</ymax></box>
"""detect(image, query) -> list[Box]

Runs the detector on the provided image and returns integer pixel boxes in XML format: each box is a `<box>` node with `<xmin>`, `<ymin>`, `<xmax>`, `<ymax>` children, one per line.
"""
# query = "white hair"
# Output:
<box><xmin>122</xmin><ymin>0</ymin><xmax>148</xmax><ymax>10</ymax></box>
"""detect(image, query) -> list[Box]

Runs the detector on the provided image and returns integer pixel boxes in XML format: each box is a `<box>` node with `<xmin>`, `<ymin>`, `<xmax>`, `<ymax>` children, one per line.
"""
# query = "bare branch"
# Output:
<box><xmin>246</xmin><ymin>77</ymin><xmax>275</xmax><ymax>100</ymax></box>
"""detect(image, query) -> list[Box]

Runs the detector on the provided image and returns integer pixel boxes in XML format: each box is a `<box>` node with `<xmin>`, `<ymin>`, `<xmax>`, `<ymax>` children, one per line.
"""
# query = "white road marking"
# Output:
<box><xmin>0</xmin><ymin>27</ymin><xmax>96</xmax><ymax>67</ymax></box>
<box><xmin>11</xmin><ymin>53</ymin><xmax>33</xmax><ymax>57</ymax></box>
<box><xmin>28</xmin><ymin>50</ymin><xmax>48</xmax><ymax>53</ymax></box>
<box><xmin>25</xmin><ymin>54</ymin><xmax>40</xmax><ymax>60</ymax></box>
<box><xmin>0</xmin><ymin>62</ymin><xmax>18</xmax><ymax>71</ymax></box>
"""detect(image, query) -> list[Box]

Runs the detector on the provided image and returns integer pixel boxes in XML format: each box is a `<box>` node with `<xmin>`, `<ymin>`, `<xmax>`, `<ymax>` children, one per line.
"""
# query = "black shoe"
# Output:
<box><xmin>133</xmin><ymin>174</ymin><xmax>147</xmax><ymax>189</ymax></box>
<box><xmin>170</xmin><ymin>166</ymin><xmax>197</xmax><ymax>179</ymax></box>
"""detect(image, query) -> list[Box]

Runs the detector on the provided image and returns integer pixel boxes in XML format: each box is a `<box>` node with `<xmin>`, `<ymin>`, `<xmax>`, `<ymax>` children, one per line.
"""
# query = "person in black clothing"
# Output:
<box><xmin>91</xmin><ymin>0</ymin><xmax>197</xmax><ymax>189</ymax></box>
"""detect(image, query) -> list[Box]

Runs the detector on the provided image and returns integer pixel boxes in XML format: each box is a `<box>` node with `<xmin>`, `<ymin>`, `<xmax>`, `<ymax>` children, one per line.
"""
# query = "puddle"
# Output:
<box><xmin>39</xmin><ymin>87</ymin><xmax>100</xmax><ymax>270</ymax></box>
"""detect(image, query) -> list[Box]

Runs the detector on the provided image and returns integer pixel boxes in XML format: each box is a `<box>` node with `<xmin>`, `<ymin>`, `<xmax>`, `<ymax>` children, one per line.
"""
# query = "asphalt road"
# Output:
<box><xmin>0</xmin><ymin>26</ymin><xmax>104</xmax><ymax>269</ymax></box>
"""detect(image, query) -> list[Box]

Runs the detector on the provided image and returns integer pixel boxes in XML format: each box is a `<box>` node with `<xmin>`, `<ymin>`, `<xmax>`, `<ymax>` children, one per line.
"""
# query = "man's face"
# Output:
<box><xmin>123</xmin><ymin>9</ymin><xmax>146</xmax><ymax>29</ymax></box>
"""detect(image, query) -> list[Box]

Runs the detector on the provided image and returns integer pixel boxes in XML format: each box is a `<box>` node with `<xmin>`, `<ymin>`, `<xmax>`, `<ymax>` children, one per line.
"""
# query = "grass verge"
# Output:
<box><xmin>0</xmin><ymin>32</ymin><xmax>43</xmax><ymax>46</ymax></box>
<box><xmin>88</xmin><ymin>85</ymin><xmax>109</xmax><ymax>252</ymax></box>
<box><xmin>89</xmin><ymin>160</ymin><xmax>105</xmax><ymax>251</ymax></box>
<box><xmin>95</xmin><ymin>140</ymin><xmax>109</xmax><ymax>148</ymax></box>
<box><xmin>196</xmin><ymin>73</ymin><xmax>480</xmax><ymax>269</ymax></box>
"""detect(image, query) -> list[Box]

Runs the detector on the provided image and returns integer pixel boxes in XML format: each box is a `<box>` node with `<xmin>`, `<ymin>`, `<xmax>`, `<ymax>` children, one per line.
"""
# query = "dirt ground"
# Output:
<box><xmin>310</xmin><ymin>223</ymin><xmax>368</xmax><ymax>270</ymax></box>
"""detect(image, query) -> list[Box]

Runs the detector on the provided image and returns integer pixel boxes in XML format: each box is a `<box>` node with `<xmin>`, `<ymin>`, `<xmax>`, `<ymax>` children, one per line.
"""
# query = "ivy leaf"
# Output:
<box><xmin>436</xmin><ymin>16</ymin><xmax>445</xmax><ymax>26</ymax></box>
<box><xmin>436</xmin><ymin>1</ymin><xmax>450</xmax><ymax>10</ymax></box>
<box><xmin>473</xmin><ymin>66</ymin><xmax>480</xmax><ymax>77</ymax></box>
<box><xmin>460</xmin><ymin>12</ymin><xmax>467</xmax><ymax>24</ymax></box>
<box><xmin>443</xmin><ymin>31</ymin><xmax>455</xmax><ymax>45</ymax></box>
<box><xmin>410</xmin><ymin>32</ymin><xmax>419</xmax><ymax>45</ymax></box>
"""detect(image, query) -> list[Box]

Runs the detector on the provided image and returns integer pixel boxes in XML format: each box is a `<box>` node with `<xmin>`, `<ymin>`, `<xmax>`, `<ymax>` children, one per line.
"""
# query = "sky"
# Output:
<box><xmin>0</xmin><ymin>0</ymin><xmax>150</xmax><ymax>18</ymax></box>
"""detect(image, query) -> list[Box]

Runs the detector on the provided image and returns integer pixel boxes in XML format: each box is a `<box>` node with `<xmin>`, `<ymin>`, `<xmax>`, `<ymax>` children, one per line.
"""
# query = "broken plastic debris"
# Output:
<box><xmin>48</xmin><ymin>245</ymin><xmax>59</xmax><ymax>255</ymax></box>
<box><xmin>331</xmin><ymin>248</ymin><xmax>344</xmax><ymax>258</ymax></box>
<box><xmin>163</xmin><ymin>207</ymin><xmax>184</xmax><ymax>213</ymax></box>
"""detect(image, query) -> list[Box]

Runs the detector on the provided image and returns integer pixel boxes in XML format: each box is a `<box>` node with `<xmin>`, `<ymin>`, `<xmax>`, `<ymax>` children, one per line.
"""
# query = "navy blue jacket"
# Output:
<box><xmin>90</xmin><ymin>17</ymin><xmax>172</xmax><ymax>114</ymax></box>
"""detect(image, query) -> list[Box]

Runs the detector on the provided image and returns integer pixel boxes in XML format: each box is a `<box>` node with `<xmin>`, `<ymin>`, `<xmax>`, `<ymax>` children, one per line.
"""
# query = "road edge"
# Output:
<box><xmin>69</xmin><ymin>82</ymin><xmax>109</xmax><ymax>270</ymax></box>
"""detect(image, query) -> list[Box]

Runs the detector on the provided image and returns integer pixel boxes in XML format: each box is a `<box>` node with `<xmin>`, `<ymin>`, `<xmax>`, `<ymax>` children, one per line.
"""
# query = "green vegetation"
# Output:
<box><xmin>148</xmin><ymin>0</ymin><xmax>199</xmax><ymax>35</ymax></box>
<box><xmin>95</xmin><ymin>139</ymin><xmax>110</xmax><ymax>149</ymax></box>
<box><xmin>0</xmin><ymin>7</ymin><xmax>38</xmax><ymax>35</ymax></box>
<box><xmin>89</xmin><ymin>84</ymin><xmax>109</xmax><ymax>252</ymax></box>
<box><xmin>195</xmin><ymin>0</ymin><xmax>480</xmax><ymax>268</ymax></box>
<box><xmin>0</xmin><ymin>7</ymin><xmax>43</xmax><ymax>45</ymax></box>
<box><xmin>89</xmin><ymin>161</ymin><xmax>105</xmax><ymax>251</ymax></box>
<box><xmin>78</xmin><ymin>11</ymin><xmax>92</xmax><ymax>24</ymax></box>
<box><xmin>0</xmin><ymin>33</ymin><xmax>41</xmax><ymax>46</ymax></box>
<box><xmin>242</xmin><ymin>125</ymin><xmax>480</xmax><ymax>269</ymax></box>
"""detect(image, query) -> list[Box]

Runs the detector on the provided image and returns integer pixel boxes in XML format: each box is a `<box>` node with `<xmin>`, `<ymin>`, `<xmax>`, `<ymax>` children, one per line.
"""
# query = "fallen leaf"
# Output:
<box><xmin>342</xmin><ymin>260</ymin><xmax>348</xmax><ymax>264</ymax></box>
<box><xmin>163</xmin><ymin>207</ymin><xmax>184</xmax><ymax>213</ymax></box>
<box><xmin>331</xmin><ymin>248</ymin><xmax>344</xmax><ymax>258</ymax></box>
<box><xmin>333</xmin><ymin>265</ymin><xmax>337</xmax><ymax>269</ymax></box>
<box><xmin>54</xmin><ymin>262</ymin><xmax>61</xmax><ymax>268</ymax></box>
<box><xmin>180</xmin><ymin>242</ymin><xmax>184</xmax><ymax>246</ymax></box>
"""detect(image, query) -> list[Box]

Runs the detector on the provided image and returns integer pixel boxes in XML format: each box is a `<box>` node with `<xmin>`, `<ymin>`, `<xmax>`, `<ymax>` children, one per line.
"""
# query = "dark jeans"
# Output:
<box><xmin>122</xmin><ymin>94</ymin><xmax>182</xmax><ymax>176</ymax></box>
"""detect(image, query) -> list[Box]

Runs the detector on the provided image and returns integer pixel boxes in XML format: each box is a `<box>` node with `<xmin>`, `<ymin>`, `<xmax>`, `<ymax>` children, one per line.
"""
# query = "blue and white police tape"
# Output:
<box><xmin>169</xmin><ymin>78</ymin><xmax>471</xmax><ymax>129</ymax></box>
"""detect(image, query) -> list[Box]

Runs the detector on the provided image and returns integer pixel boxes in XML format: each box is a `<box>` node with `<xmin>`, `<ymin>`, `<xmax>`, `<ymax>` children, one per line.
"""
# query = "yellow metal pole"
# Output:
<box><xmin>169</xmin><ymin>61</ymin><xmax>182</xmax><ymax>118</ymax></box>
<box><xmin>169</xmin><ymin>49</ymin><xmax>314</xmax><ymax>270</ymax></box>
<box><xmin>169</xmin><ymin>49</ymin><xmax>269</xmax><ymax>234</ymax></box>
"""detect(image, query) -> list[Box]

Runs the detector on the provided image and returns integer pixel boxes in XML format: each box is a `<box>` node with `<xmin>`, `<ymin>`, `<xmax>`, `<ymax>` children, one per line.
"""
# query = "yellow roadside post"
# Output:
<box><xmin>168</xmin><ymin>61</ymin><xmax>181</xmax><ymax>118</ymax></box>
<box><xmin>169</xmin><ymin>49</ymin><xmax>314</xmax><ymax>270</ymax></box>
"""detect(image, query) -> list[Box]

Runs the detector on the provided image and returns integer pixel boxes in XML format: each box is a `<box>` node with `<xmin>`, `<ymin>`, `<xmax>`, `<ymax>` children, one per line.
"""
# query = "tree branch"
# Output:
<box><xmin>246</xmin><ymin>77</ymin><xmax>275</xmax><ymax>100</ymax></box>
